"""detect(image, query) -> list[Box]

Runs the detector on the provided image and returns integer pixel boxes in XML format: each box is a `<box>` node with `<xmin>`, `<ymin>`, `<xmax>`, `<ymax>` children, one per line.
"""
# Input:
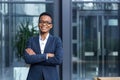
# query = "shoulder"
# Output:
<box><xmin>28</xmin><ymin>35</ymin><xmax>39</xmax><ymax>41</ymax></box>
<box><xmin>50</xmin><ymin>35</ymin><xmax>62</xmax><ymax>41</ymax></box>
<box><xmin>49</xmin><ymin>35</ymin><xmax>62</xmax><ymax>45</ymax></box>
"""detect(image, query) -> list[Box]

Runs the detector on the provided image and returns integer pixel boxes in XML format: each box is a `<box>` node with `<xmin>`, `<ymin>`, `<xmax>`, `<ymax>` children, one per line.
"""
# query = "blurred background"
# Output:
<box><xmin>0</xmin><ymin>0</ymin><xmax>120</xmax><ymax>80</ymax></box>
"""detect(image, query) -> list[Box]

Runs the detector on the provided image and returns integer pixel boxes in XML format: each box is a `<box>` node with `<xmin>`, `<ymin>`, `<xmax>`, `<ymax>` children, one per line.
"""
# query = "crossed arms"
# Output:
<box><xmin>26</xmin><ymin>48</ymin><xmax>54</xmax><ymax>57</ymax></box>
<box><xmin>24</xmin><ymin>37</ymin><xmax>63</xmax><ymax>65</ymax></box>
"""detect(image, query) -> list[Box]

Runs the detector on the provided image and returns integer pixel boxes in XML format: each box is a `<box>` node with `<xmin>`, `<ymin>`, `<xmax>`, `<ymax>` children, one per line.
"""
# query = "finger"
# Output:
<box><xmin>25</xmin><ymin>49</ymin><xmax>29</xmax><ymax>52</ymax></box>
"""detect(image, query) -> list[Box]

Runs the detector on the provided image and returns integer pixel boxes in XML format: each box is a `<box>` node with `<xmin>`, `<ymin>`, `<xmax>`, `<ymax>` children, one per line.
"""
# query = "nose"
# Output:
<box><xmin>42</xmin><ymin>22</ymin><xmax>47</xmax><ymax>26</ymax></box>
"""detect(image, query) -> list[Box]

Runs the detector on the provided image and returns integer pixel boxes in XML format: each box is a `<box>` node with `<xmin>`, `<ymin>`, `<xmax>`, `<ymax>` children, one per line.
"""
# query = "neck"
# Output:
<box><xmin>40</xmin><ymin>32</ymin><xmax>49</xmax><ymax>40</ymax></box>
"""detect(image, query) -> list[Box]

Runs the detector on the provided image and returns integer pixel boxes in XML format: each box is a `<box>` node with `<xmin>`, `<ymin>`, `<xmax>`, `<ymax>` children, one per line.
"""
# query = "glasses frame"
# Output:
<box><xmin>39</xmin><ymin>20</ymin><xmax>52</xmax><ymax>25</ymax></box>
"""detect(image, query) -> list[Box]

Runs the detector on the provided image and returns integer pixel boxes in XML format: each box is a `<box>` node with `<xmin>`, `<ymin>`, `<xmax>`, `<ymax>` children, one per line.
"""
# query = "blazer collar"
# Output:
<box><xmin>34</xmin><ymin>36</ymin><xmax>41</xmax><ymax>54</ymax></box>
<box><xmin>35</xmin><ymin>34</ymin><xmax>53</xmax><ymax>54</ymax></box>
<box><xmin>44</xmin><ymin>34</ymin><xmax>53</xmax><ymax>53</ymax></box>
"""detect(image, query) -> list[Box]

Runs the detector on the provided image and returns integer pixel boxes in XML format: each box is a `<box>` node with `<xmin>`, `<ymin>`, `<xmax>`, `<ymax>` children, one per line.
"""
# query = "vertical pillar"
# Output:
<box><xmin>118</xmin><ymin>2</ymin><xmax>120</xmax><ymax>76</ymax></box>
<box><xmin>54</xmin><ymin>0</ymin><xmax>62</xmax><ymax>80</ymax></box>
<box><xmin>62</xmin><ymin>0</ymin><xmax>72</xmax><ymax>80</ymax></box>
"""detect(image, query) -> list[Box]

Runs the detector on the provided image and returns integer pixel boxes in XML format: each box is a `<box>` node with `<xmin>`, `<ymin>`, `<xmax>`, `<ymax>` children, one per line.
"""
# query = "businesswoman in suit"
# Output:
<box><xmin>24</xmin><ymin>12</ymin><xmax>63</xmax><ymax>80</ymax></box>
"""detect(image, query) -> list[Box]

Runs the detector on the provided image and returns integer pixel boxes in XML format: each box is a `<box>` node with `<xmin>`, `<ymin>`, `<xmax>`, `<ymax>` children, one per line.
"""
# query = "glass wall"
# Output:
<box><xmin>72</xmin><ymin>1</ymin><xmax>120</xmax><ymax>80</ymax></box>
<box><xmin>0</xmin><ymin>9</ymin><xmax>2</xmax><ymax>78</ymax></box>
<box><xmin>0</xmin><ymin>0</ymin><xmax>57</xmax><ymax>80</ymax></box>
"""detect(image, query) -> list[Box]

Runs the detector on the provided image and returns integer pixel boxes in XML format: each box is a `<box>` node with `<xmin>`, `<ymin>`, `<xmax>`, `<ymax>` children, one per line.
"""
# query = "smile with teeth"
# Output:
<box><xmin>41</xmin><ymin>27</ymin><xmax>47</xmax><ymax>30</ymax></box>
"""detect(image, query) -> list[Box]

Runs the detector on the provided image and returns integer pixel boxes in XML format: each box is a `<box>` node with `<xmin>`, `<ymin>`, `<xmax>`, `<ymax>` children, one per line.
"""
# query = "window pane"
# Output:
<box><xmin>72</xmin><ymin>1</ymin><xmax>120</xmax><ymax>80</ymax></box>
<box><xmin>13</xmin><ymin>3</ymin><xmax>53</xmax><ymax>15</ymax></box>
<box><xmin>0</xmin><ymin>1</ymin><xmax>54</xmax><ymax>80</ymax></box>
<box><xmin>11</xmin><ymin>0</ymin><xmax>53</xmax><ymax>1</ymax></box>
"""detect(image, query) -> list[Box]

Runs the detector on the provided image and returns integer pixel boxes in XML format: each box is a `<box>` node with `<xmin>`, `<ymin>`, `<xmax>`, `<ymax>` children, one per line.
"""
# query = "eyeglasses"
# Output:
<box><xmin>39</xmin><ymin>20</ymin><xmax>52</xmax><ymax>25</ymax></box>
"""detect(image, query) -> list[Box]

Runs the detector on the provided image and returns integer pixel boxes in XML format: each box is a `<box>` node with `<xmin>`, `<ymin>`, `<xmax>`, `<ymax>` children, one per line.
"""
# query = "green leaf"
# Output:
<box><xmin>15</xmin><ymin>20</ymin><xmax>38</xmax><ymax>59</ymax></box>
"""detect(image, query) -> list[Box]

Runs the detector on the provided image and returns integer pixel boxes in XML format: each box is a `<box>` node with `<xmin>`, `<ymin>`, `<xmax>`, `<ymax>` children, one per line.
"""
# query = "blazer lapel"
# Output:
<box><xmin>44</xmin><ymin>35</ymin><xmax>52</xmax><ymax>53</ymax></box>
<box><xmin>34</xmin><ymin>36</ymin><xmax>41</xmax><ymax>54</ymax></box>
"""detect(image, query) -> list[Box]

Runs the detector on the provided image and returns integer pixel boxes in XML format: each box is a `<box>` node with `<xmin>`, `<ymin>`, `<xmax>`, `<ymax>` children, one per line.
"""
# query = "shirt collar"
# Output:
<box><xmin>39</xmin><ymin>33</ymin><xmax>49</xmax><ymax>41</ymax></box>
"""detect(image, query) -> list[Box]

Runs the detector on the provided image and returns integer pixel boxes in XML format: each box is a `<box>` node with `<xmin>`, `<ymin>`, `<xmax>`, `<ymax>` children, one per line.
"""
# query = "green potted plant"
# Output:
<box><xmin>15</xmin><ymin>21</ymin><xmax>38</xmax><ymax>60</ymax></box>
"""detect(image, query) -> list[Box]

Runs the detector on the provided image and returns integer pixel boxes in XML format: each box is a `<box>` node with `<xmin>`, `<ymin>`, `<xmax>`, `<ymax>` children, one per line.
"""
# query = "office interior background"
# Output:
<box><xmin>0</xmin><ymin>0</ymin><xmax>120</xmax><ymax>80</ymax></box>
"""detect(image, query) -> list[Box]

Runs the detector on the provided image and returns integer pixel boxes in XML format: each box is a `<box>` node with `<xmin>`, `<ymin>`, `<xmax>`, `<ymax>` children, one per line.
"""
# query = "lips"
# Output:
<box><xmin>41</xmin><ymin>27</ymin><xmax>47</xmax><ymax>30</ymax></box>
<box><xmin>40</xmin><ymin>26</ymin><xmax>48</xmax><ymax>31</ymax></box>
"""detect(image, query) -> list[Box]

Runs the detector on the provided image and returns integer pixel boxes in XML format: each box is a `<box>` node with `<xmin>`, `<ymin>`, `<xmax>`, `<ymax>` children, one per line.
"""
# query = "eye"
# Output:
<box><xmin>39</xmin><ymin>20</ymin><xmax>52</xmax><ymax>25</ymax></box>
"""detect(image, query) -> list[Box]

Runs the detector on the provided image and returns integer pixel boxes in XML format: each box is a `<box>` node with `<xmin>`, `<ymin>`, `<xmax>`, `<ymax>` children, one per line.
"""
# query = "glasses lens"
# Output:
<box><xmin>40</xmin><ymin>21</ymin><xmax>52</xmax><ymax>24</ymax></box>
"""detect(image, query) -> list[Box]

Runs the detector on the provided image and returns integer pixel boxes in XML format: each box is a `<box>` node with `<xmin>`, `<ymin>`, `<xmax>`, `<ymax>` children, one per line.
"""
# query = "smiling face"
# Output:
<box><xmin>38</xmin><ymin>15</ymin><xmax>52</xmax><ymax>34</ymax></box>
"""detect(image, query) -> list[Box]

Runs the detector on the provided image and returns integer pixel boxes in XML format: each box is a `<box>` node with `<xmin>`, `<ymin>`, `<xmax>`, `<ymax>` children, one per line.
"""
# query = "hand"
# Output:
<box><xmin>47</xmin><ymin>53</ymin><xmax>54</xmax><ymax>58</ymax></box>
<box><xmin>25</xmin><ymin>48</ymin><xmax>36</xmax><ymax>55</ymax></box>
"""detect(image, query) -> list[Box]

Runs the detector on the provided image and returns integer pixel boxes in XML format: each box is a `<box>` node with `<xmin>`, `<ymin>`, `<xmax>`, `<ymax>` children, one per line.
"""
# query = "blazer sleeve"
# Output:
<box><xmin>23</xmin><ymin>37</ymin><xmax>47</xmax><ymax>64</ymax></box>
<box><xmin>45</xmin><ymin>37</ymin><xmax>63</xmax><ymax>65</ymax></box>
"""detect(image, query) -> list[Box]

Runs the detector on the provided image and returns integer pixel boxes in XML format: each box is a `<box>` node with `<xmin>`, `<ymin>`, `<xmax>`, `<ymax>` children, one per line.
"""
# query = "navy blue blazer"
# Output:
<box><xmin>24</xmin><ymin>34</ymin><xmax>63</xmax><ymax>80</ymax></box>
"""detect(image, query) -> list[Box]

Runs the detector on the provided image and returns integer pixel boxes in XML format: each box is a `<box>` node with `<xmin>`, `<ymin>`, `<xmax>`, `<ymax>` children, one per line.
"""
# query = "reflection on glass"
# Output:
<box><xmin>12</xmin><ymin>0</ymin><xmax>53</xmax><ymax>1</ymax></box>
<box><xmin>0</xmin><ymin>1</ymin><xmax>54</xmax><ymax>80</ymax></box>
<box><xmin>72</xmin><ymin>1</ymin><xmax>120</xmax><ymax>80</ymax></box>
<box><xmin>0</xmin><ymin>3</ymin><xmax>8</xmax><ymax>14</ymax></box>
<box><xmin>0</xmin><ymin>14</ymin><xmax>2</xmax><ymax>78</ymax></box>
<box><xmin>73</xmin><ymin>2</ymin><xmax>118</xmax><ymax>10</ymax></box>
<box><xmin>108</xmin><ymin>19</ymin><xmax>118</xmax><ymax>26</ymax></box>
<box><xmin>13</xmin><ymin>3</ymin><xmax>53</xmax><ymax>15</ymax></box>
